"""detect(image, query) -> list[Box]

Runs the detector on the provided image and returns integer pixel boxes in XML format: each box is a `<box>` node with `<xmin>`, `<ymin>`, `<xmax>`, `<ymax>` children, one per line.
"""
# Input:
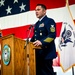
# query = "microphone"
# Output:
<box><xmin>24</xmin><ymin>24</ymin><xmax>34</xmax><ymax>49</ymax></box>
<box><xmin>27</xmin><ymin>25</ymin><xmax>34</xmax><ymax>31</ymax></box>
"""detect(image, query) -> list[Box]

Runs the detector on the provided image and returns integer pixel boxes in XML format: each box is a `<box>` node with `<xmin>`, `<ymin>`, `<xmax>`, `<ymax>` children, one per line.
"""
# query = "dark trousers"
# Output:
<box><xmin>36</xmin><ymin>59</ymin><xmax>55</xmax><ymax>75</ymax></box>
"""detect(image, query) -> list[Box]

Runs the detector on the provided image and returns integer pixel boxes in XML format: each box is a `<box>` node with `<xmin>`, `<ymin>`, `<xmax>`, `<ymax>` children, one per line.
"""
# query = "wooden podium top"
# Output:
<box><xmin>1</xmin><ymin>34</ymin><xmax>41</xmax><ymax>49</ymax></box>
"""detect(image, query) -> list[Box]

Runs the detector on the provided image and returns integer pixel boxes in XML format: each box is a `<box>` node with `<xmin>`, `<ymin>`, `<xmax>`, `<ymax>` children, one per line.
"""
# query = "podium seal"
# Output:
<box><xmin>2</xmin><ymin>44</ymin><xmax>11</xmax><ymax>65</ymax></box>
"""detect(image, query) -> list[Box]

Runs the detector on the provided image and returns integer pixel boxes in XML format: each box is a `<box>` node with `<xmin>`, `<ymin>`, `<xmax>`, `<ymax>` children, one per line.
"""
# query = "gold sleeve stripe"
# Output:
<box><xmin>44</xmin><ymin>37</ymin><xmax>54</xmax><ymax>43</ymax></box>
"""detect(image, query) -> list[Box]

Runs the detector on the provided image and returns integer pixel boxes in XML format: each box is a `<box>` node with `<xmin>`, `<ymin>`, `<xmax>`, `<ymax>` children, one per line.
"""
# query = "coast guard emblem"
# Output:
<box><xmin>59</xmin><ymin>22</ymin><xmax>75</xmax><ymax>51</ymax></box>
<box><xmin>2</xmin><ymin>44</ymin><xmax>11</xmax><ymax>65</ymax></box>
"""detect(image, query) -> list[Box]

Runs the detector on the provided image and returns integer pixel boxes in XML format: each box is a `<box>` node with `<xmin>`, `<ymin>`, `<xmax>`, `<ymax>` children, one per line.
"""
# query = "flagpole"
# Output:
<box><xmin>66</xmin><ymin>0</ymin><xmax>75</xmax><ymax>25</ymax></box>
<box><xmin>72</xmin><ymin>66</ymin><xmax>74</xmax><ymax>75</ymax></box>
<box><xmin>66</xmin><ymin>0</ymin><xmax>75</xmax><ymax>75</ymax></box>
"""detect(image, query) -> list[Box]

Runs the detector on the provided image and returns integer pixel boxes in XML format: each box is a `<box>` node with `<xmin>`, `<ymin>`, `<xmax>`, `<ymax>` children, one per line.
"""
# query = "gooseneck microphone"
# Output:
<box><xmin>24</xmin><ymin>24</ymin><xmax>34</xmax><ymax>49</ymax></box>
<box><xmin>27</xmin><ymin>25</ymin><xmax>34</xmax><ymax>31</ymax></box>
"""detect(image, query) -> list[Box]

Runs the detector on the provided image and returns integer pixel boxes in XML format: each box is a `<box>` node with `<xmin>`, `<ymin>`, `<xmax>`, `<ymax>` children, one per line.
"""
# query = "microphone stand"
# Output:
<box><xmin>24</xmin><ymin>25</ymin><xmax>33</xmax><ymax>49</ymax></box>
<box><xmin>24</xmin><ymin>25</ymin><xmax>33</xmax><ymax>75</ymax></box>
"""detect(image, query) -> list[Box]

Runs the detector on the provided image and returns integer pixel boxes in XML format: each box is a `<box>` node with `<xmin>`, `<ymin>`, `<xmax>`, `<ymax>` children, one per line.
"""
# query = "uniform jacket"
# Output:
<box><xmin>31</xmin><ymin>15</ymin><xmax>57</xmax><ymax>60</ymax></box>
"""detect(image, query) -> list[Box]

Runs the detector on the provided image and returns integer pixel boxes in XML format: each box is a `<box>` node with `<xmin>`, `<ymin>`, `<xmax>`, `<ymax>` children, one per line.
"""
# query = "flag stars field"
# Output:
<box><xmin>14</xmin><ymin>0</ymin><xmax>18</xmax><ymax>3</ymax></box>
<box><xmin>19</xmin><ymin>3</ymin><xmax>26</xmax><ymax>12</ymax></box>
<box><xmin>0</xmin><ymin>0</ymin><xmax>5</xmax><ymax>7</ymax></box>
<box><xmin>6</xmin><ymin>6</ymin><xmax>12</xmax><ymax>14</ymax></box>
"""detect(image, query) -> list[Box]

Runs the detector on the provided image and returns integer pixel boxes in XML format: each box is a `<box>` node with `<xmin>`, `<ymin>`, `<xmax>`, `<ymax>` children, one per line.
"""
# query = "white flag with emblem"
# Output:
<box><xmin>58</xmin><ymin>0</ymin><xmax>75</xmax><ymax>72</ymax></box>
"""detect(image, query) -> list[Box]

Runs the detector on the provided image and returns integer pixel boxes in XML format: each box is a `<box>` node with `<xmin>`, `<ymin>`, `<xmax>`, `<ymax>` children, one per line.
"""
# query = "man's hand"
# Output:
<box><xmin>33</xmin><ymin>40</ymin><xmax>42</xmax><ymax>47</ymax></box>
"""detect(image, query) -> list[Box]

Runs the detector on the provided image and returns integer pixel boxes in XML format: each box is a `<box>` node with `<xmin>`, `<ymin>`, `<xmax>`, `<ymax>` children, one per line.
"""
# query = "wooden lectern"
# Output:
<box><xmin>1</xmin><ymin>34</ymin><xmax>40</xmax><ymax>75</ymax></box>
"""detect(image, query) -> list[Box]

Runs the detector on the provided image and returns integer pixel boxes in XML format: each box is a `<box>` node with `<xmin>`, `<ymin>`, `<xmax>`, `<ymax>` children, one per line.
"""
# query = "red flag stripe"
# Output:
<box><xmin>69</xmin><ymin>0</ymin><xmax>75</xmax><ymax>5</ymax></box>
<box><xmin>1</xmin><ymin>19</ymin><xmax>75</xmax><ymax>39</ymax></box>
<box><xmin>1</xmin><ymin>22</ymin><xmax>62</xmax><ymax>39</ymax></box>
<box><xmin>30</xmin><ymin>0</ymin><xmax>75</xmax><ymax>10</ymax></box>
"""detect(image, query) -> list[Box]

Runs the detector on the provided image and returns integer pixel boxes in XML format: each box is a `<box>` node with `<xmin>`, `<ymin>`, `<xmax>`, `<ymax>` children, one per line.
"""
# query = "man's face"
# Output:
<box><xmin>35</xmin><ymin>6</ymin><xmax>46</xmax><ymax>19</ymax></box>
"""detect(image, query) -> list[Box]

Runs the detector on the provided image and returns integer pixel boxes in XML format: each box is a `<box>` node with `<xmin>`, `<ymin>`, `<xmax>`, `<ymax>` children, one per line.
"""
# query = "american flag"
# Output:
<box><xmin>0</xmin><ymin>0</ymin><xmax>75</xmax><ymax>71</ymax></box>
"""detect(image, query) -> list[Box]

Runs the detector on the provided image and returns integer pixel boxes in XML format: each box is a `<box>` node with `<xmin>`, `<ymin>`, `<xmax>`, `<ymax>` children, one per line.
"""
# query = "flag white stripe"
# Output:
<box><xmin>69</xmin><ymin>4</ymin><xmax>75</xmax><ymax>18</ymax></box>
<box><xmin>0</xmin><ymin>4</ymin><xmax>75</xmax><ymax>29</ymax></box>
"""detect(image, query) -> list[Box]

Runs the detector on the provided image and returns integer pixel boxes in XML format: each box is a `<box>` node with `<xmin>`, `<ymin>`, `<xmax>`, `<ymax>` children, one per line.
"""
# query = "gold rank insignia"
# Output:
<box><xmin>50</xmin><ymin>25</ymin><xmax>55</xmax><ymax>32</ymax></box>
<box><xmin>44</xmin><ymin>37</ymin><xmax>54</xmax><ymax>43</ymax></box>
<box><xmin>39</xmin><ymin>23</ymin><xmax>44</xmax><ymax>27</ymax></box>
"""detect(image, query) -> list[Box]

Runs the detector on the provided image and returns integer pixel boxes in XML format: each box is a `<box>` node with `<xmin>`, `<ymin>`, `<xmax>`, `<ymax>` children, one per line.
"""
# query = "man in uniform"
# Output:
<box><xmin>31</xmin><ymin>4</ymin><xmax>57</xmax><ymax>75</ymax></box>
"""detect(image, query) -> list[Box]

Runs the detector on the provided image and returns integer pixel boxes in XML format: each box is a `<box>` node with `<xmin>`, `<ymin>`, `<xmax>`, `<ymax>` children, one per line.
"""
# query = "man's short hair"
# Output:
<box><xmin>36</xmin><ymin>4</ymin><xmax>47</xmax><ymax>10</ymax></box>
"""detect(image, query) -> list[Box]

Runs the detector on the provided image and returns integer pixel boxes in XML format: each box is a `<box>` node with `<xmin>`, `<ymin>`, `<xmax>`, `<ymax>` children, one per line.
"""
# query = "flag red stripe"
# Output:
<box><xmin>30</xmin><ymin>0</ymin><xmax>65</xmax><ymax>10</ymax></box>
<box><xmin>2</xmin><ymin>22</ymin><xmax>62</xmax><ymax>39</ymax></box>
<box><xmin>2</xmin><ymin>25</ymin><xmax>34</xmax><ymax>39</ymax></box>
<box><xmin>56</xmin><ymin>22</ymin><xmax>62</xmax><ymax>37</ymax></box>
<box><xmin>69</xmin><ymin>0</ymin><xmax>75</xmax><ymax>5</ymax></box>
<box><xmin>2</xmin><ymin>19</ymin><xmax>75</xmax><ymax>39</ymax></box>
<box><xmin>30</xmin><ymin>0</ymin><xmax>75</xmax><ymax>10</ymax></box>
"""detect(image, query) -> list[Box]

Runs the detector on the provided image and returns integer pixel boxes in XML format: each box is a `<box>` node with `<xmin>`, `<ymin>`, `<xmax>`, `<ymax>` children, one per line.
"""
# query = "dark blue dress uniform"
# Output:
<box><xmin>31</xmin><ymin>15</ymin><xmax>57</xmax><ymax>75</ymax></box>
